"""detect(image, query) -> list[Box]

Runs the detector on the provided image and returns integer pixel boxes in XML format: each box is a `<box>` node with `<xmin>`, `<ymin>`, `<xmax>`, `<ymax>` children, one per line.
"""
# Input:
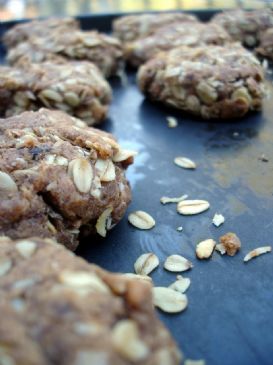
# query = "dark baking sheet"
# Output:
<box><xmin>1</xmin><ymin>11</ymin><xmax>273</xmax><ymax>365</ymax></box>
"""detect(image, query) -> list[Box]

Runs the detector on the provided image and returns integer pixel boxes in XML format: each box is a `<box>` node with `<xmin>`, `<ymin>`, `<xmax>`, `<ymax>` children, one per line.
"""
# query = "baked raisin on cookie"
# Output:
<box><xmin>0</xmin><ymin>109</ymin><xmax>134</xmax><ymax>250</ymax></box>
<box><xmin>0</xmin><ymin>61</ymin><xmax>111</xmax><ymax>125</ymax></box>
<box><xmin>0</xmin><ymin>236</ymin><xmax>181</xmax><ymax>365</ymax></box>
<box><xmin>138</xmin><ymin>44</ymin><xmax>265</xmax><ymax>119</ymax></box>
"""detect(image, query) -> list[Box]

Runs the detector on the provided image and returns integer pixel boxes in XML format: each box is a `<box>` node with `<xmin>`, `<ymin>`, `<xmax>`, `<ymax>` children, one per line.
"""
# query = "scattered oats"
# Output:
<box><xmin>134</xmin><ymin>253</ymin><xmax>159</xmax><ymax>276</ymax></box>
<box><xmin>177</xmin><ymin>200</ymin><xmax>210</xmax><ymax>215</ymax></box>
<box><xmin>185</xmin><ymin>360</ymin><xmax>206</xmax><ymax>365</ymax></box>
<box><xmin>123</xmin><ymin>273</ymin><xmax>152</xmax><ymax>283</ymax></box>
<box><xmin>128</xmin><ymin>211</ymin><xmax>155</xmax><ymax>230</ymax></box>
<box><xmin>244</xmin><ymin>246</ymin><xmax>271</xmax><ymax>262</ymax></box>
<box><xmin>112</xmin><ymin>320</ymin><xmax>149</xmax><ymax>361</ymax></box>
<box><xmin>169</xmin><ymin>276</ymin><xmax>191</xmax><ymax>293</ymax></box>
<box><xmin>164</xmin><ymin>255</ymin><xmax>193</xmax><ymax>272</ymax></box>
<box><xmin>166</xmin><ymin>116</ymin><xmax>178</xmax><ymax>128</ymax></box>
<box><xmin>95</xmin><ymin>207</ymin><xmax>113</xmax><ymax>237</ymax></box>
<box><xmin>215</xmin><ymin>243</ymin><xmax>226</xmax><ymax>255</ymax></box>
<box><xmin>174</xmin><ymin>156</ymin><xmax>196</xmax><ymax>169</ymax></box>
<box><xmin>113</xmin><ymin>149</ymin><xmax>138</xmax><ymax>162</ymax></box>
<box><xmin>160</xmin><ymin>194</ymin><xmax>188</xmax><ymax>204</ymax></box>
<box><xmin>258</xmin><ymin>154</ymin><xmax>269</xmax><ymax>162</ymax></box>
<box><xmin>196</xmin><ymin>239</ymin><xmax>216</xmax><ymax>259</ymax></box>
<box><xmin>153</xmin><ymin>287</ymin><xmax>188</xmax><ymax>313</ymax></box>
<box><xmin>220</xmin><ymin>232</ymin><xmax>241</xmax><ymax>256</ymax></box>
<box><xmin>233</xmin><ymin>131</ymin><xmax>239</xmax><ymax>137</ymax></box>
<box><xmin>0</xmin><ymin>259</ymin><xmax>12</xmax><ymax>277</ymax></box>
<box><xmin>212</xmin><ymin>213</ymin><xmax>225</xmax><ymax>227</ymax></box>
<box><xmin>0</xmin><ymin>171</ymin><xmax>18</xmax><ymax>192</ymax></box>
<box><xmin>177</xmin><ymin>226</ymin><xmax>183</xmax><ymax>232</ymax></box>
<box><xmin>15</xmin><ymin>240</ymin><xmax>37</xmax><ymax>258</ymax></box>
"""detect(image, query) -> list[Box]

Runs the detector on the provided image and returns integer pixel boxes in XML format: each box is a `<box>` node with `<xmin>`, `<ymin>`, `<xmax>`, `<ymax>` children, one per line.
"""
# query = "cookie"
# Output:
<box><xmin>113</xmin><ymin>12</ymin><xmax>198</xmax><ymax>43</ymax></box>
<box><xmin>256</xmin><ymin>27</ymin><xmax>273</xmax><ymax>60</ymax></box>
<box><xmin>137</xmin><ymin>44</ymin><xmax>265</xmax><ymax>119</ymax></box>
<box><xmin>0</xmin><ymin>61</ymin><xmax>112</xmax><ymax>125</ymax></box>
<box><xmin>124</xmin><ymin>22</ymin><xmax>231</xmax><ymax>67</ymax></box>
<box><xmin>211</xmin><ymin>9</ymin><xmax>273</xmax><ymax>47</ymax></box>
<box><xmin>0</xmin><ymin>109</ymin><xmax>134</xmax><ymax>250</ymax></box>
<box><xmin>0</xmin><ymin>236</ymin><xmax>182</xmax><ymax>365</ymax></box>
<box><xmin>6</xmin><ymin>30</ymin><xmax>123</xmax><ymax>78</ymax></box>
<box><xmin>3</xmin><ymin>17</ymin><xmax>79</xmax><ymax>48</ymax></box>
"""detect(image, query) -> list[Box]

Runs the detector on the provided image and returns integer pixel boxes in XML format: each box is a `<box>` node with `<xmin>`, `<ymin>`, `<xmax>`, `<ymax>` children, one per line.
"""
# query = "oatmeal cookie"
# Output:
<box><xmin>0</xmin><ymin>61</ymin><xmax>111</xmax><ymax>125</ymax></box>
<box><xmin>2</xmin><ymin>17</ymin><xmax>79</xmax><ymax>48</ymax></box>
<box><xmin>137</xmin><ymin>44</ymin><xmax>265</xmax><ymax>119</ymax></box>
<box><xmin>6</xmin><ymin>30</ymin><xmax>124</xmax><ymax>78</ymax></box>
<box><xmin>256</xmin><ymin>27</ymin><xmax>273</xmax><ymax>60</ymax></box>
<box><xmin>0</xmin><ymin>109</ymin><xmax>133</xmax><ymax>250</ymax></box>
<box><xmin>211</xmin><ymin>9</ymin><xmax>273</xmax><ymax>47</ymax></box>
<box><xmin>0</xmin><ymin>236</ymin><xmax>181</xmax><ymax>365</ymax></box>
<box><xmin>124</xmin><ymin>22</ymin><xmax>231</xmax><ymax>67</ymax></box>
<box><xmin>113</xmin><ymin>12</ymin><xmax>198</xmax><ymax>43</ymax></box>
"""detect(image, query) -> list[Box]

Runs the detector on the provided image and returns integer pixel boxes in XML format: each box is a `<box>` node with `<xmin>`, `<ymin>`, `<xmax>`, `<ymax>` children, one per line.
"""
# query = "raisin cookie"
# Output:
<box><xmin>0</xmin><ymin>61</ymin><xmax>112</xmax><ymax>125</ymax></box>
<box><xmin>0</xmin><ymin>109</ymin><xmax>134</xmax><ymax>250</ymax></box>
<box><xmin>0</xmin><ymin>236</ymin><xmax>181</xmax><ymax>365</ymax></box>
<box><xmin>138</xmin><ymin>44</ymin><xmax>265</xmax><ymax>119</ymax></box>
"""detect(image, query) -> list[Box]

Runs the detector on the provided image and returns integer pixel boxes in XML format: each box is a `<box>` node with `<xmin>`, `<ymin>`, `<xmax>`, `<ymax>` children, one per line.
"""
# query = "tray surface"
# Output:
<box><xmin>1</xmin><ymin>12</ymin><xmax>273</xmax><ymax>365</ymax></box>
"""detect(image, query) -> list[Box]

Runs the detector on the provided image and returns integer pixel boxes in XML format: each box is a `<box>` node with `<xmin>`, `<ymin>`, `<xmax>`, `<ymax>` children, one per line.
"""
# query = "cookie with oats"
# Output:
<box><xmin>256</xmin><ymin>27</ymin><xmax>273</xmax><ymax>60</ymax></box>
<box><xmin>0</xmin><ymin>109</ymin><xmax>133</xmax><ymax>250</ymax></box>
<box><xmin>113</xmin><ymin>12</ymin><xmax>198</xmax><ymax>43</ymax></box>
<box><xmin>0</xmin><ymin>236</ymin><xmax>182</xmax><ymax>365</ymax></box>
<box><xmin>211</xmin><ymin>9</ymin><xmax>273</xmax><ymax>47</ymax></box>
<box><xmin>0</xmin><ymin>61</ymin><xmax>111</xmax><ymax>125</ymax></box>
<box><xmin>6</xmin><ymin>30</ymin><xmax>124</xmax><ymax>78</ymax></box>
<box><xmin>138</xmin><ymin>44</ymin><xmax>265</xmax><ymax>119</ymax></box>
<box><xmin>3</xmin><ymin>17</ymin><xmax>80</xmax><ymax>48</ymax></box>
<box><xmin>124</xmin><ymin>22</ymin><xmax>231</xmax><ymax>67</ymax></box>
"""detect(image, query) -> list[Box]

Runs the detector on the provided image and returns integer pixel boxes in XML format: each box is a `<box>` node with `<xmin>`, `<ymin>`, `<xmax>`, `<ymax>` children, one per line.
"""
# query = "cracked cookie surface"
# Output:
<box><xmin>0</xmin><ymin>109</ymin><xmax>133</xmax><ymax>250</ymax></box>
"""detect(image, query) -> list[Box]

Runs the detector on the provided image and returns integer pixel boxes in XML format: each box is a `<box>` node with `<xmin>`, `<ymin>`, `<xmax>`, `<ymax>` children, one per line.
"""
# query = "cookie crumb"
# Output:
<box><xmin>219</xmin><ymin>232</ymin><xmax>241</xmax><ymax>256</ymax></box>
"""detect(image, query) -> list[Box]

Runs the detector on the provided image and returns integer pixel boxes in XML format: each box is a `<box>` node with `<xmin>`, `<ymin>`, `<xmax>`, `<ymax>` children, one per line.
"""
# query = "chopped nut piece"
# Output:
<box><xmin>112</xmin><ymin>320</ymin><xmax>149</xmax><ymax>361</ymax></box>
<box><xmin>123</xmin><ymin>273</ymin><xmax>152</xmax><ymax>283</ymax></box>
<box><xmin>215</xmin><ymin>243</ymin><xmax>226</xmax><ymax>255</ymax></box>
<box><xmin>196</xmin><ymin>239</ymin><xmax>216</xmax><ymax>259</ymax></box>
<box><xmin>164</xmin><ymin>255</ymin><xmax>193</xmax><ymax>272</ymax></box>
<box><xmin>113</xmin><ymin>149</ymin><xmax>138</xmax><ymax>162</ymax></box>
<box><xmin>134</xmin><ymin>253</ymin><xmax>159</xmax><ymax>276</ymax></box>
<box><xmin>166</xmin><ymin>116</ymin><xmax>178</xmax><ymax>128</ymax></box>
<box><xmin>220</xmin><ymin>232</ymin><xmax>241</xmax><ymax>256</ymax></box>
<box><xmin>212</xmin><ymin>213</ymin><xmax>225</xmax><ymax>227</ymax></box>
<box><xmin>185</xmin><ymin>360</ymin><xmax>206</xmax><ymax>365</ymax></box>
<box><xmin>174</xmin><ymin>156</ymin><xmax>196</xmax><ymax>169</ymax></box>
<box><xmin>169</xmin><ymin>276</ymin><xmax>191</xmax><ymax>293</ymax></box>
<box><xmin>177</xmin><ymin>200</ymin><xmax>210</xmax><ymax>215</ymax></box>
<box><xmin>128</xmin><ymin>211</ymin><xmax>155</xmax><ymax>230</ymax></box>
<box><xmin>153</xmin><ymin>287</ymin><xmax>188</xmax><ymax>313</ymax></box>
<box><xmin>160</xmin><ymin>194</ymin><xmax>188</xmax><ymax>204</ymax></box>
<box><xmin>15</xmin><ymin>240</ymin><xmax>37</xmax><ymax>258</ymax></box>
<box><xmin>95</xmin><ymin>207</ymin><xmax>113</xmax><ymax>237</ymax></box>
<box><xmin>244</xmin><ymin>246</ymin><xmax>272</xmax><ymax>262</ymax></box>
<box><xmin>0</xmin><ymin>259</ymin><xmax>12</xmax><ymax>277</ymax></box>
<box><xmin>0</xmin><ymin>171</ymin><xmax>18</xmax><ymax>192</ymax></box>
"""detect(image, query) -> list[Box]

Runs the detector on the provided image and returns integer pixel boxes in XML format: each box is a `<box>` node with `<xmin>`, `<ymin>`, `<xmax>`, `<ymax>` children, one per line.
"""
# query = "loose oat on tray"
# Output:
<box><xmin>138</xmin><ymin>44</ymin><xmax>265</xmax><ymax>119</ymax></box>
<box><xmin>3</xmin><ymin>17</ymin><xmax>80</xmax><ymax>48</ymax></box>
<box><xmin>0</xmin><ymin>61</ymin><xmax>111</xmax><ymax>125</ymax></box>
<box><xmin>0</xmin><ymin>237</ymin><xmax>181</xmax><ymax>365</ymax></box>
<box><xmin>0</xmin><ymin>109</ymin><xmax>133</xmax><ymax>250</ymax></box>
<box><xmin>7</xmin><ymin>30</ymin><xmax>123</xmax><ymax>78</ymax></box>
<box><xmin>211</xmin><ymin>9</ymin><xmax>273</xmax><ymax>47</ymax></box>
<box><xmin>124</xmin><ymin>22</ymin><xmax>231</xmax><ymax>67</ymax></box>
<box><xmin>113</xmin><ymin>12</ymin><xmax>198</xmax><ymax>43</ymax></box>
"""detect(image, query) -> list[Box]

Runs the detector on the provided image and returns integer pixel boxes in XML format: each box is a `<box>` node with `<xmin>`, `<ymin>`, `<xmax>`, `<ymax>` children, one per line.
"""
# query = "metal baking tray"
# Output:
<box><xmin>1</xmin><ymin>11</ymin><xmax>273</xmax><ymax>365</ymax></box>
